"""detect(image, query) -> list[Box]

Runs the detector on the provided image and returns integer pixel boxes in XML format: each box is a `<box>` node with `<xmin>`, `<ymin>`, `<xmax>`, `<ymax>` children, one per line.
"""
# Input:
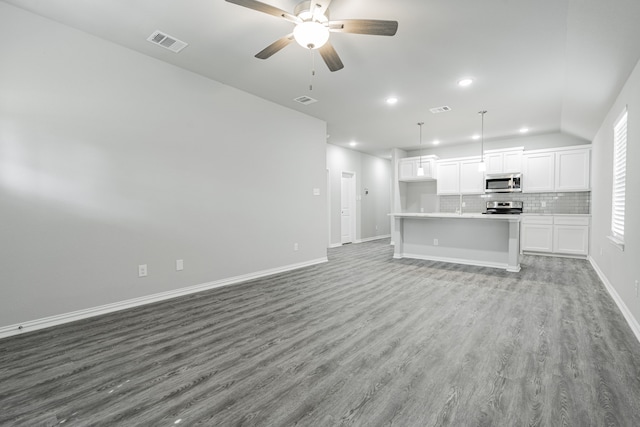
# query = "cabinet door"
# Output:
<box><xmin>436</xmin><ymin>162</ymin><xmax>460</xmax><ymax>194</ymax></box>
<box><xmin>521</xmin><ymin>224</ymin><xmax>553</xmax><ymax>252</ymax></box>
<box><xmin>459</xmin><ymin>160</ymin><xmax>485</xmax><ymax>194</ymax></box>
<box><xmin>555</xmin><ymin>149</ymin><xmax>590</xmax><ymax>191</ymax></box>
<box><xmin>398</xmin><ymin>159</ymin><xmax>416</xmax><ymax>181</ymax></box>
<box><xmin>553</xmin><ymin>225</ymin><xmax>589</xmax><ymax>255</ymax></box>
<box><xmin>503</xmin><ymin>151</ymin><xmax>523</xmax><ymax>173</ymax></box>
<box><xmin>418</xmin><ymin>157</ymin><xmax>434</xmax><ymax>179</ymax></box>
<box><xmin>485</xmin><ymin>153</ymin><xmax>503</xmax><ymax>174</ymax></box>
<box><xmin>523</xmin><ymin>152</ymin><xmax>555</xmax><ymax>192</ymax></box>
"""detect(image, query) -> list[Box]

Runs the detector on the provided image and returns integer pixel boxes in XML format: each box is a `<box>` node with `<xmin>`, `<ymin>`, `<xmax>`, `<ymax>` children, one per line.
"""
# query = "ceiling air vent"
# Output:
<box><xmin>294</xmin><ymin>96</ymin><xmax>318</xmax><ymax>105</ymax></box>
<box><xmin>147</xmin><ymin>31</ymin><xmax>188</xmax><ymax>53</ymax></box>
<box><xmin>429</xmin><ymin>106</ymin><xmax>452</xmax><ymax>114</ymax></box>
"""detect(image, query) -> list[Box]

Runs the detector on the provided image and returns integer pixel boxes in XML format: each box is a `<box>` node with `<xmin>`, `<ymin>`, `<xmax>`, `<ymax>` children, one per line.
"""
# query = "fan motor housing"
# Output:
<box><xmin>294</xmin><ymin>1</ymin><xmax>329</xmax><ymax>21</ymax></box>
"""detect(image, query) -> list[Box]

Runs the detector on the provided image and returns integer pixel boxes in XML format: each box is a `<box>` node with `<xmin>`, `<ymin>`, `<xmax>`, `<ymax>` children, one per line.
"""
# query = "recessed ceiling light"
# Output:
<box><xmin>519</xmin><ymin>127</ymin><xmax>529</xmax><ymax>133</ymax></box>
<box><xmin>472</xmin><ymin>134</ymin><xmax>480</xmax><ymax>140</ymax></box>
<box><xmin>349</xmin><ymin>141</ymin><xmax>357</xmax><ymax>147</ymax></box>
<box><xmin>433</xmin><ymin>140</ymin><xmax>440</xmax><ymax>145</ymax></box>
<box><xmin>458</xmin><ymin>78</ymin><xmax>474</xmax><ymax>87</ymax></box>
<box><xmin>386</xmin><ymin>97</ymin><xmax>398</xmax><ymax>105</ymax></box>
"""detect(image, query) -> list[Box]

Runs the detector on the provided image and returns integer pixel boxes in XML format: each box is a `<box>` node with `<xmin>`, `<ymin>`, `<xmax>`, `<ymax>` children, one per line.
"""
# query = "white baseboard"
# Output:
<box><xmin>0</xmin><ymin>257</ymin><xmax>328</xmax><ymax>340</ymax></box>
<box><xmin>328</xmin><ymin>243</ymin><xmax>342</xmax><ymax>248</ymax></box>
<box><xmin>394</xmin><ymin>252</ymin><xmax>513</xmax><ymax>271</ymax></box>
<box><xmin>589</xmin><ymin>256</ymin><xmax>640</xmax><ymax>344</ymax></box>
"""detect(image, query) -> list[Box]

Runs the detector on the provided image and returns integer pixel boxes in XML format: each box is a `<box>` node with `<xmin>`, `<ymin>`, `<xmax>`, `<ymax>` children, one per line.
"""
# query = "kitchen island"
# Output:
<box><xmin>390</xmin><ymin>213</ymin><xmax>521</xmax><ymax>272</ymax></box>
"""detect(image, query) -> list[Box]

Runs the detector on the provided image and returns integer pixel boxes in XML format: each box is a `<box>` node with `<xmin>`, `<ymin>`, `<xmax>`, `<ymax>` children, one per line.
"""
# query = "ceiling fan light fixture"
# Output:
<box><xmin>293</xmin><ymin>21</ymin><xmax>330</xmax><ymax>49</ymax></box>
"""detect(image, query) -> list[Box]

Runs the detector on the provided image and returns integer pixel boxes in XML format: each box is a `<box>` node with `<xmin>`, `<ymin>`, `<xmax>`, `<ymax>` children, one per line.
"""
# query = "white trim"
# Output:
<box><xmin>355</xmin><ymin>234</ymin><xmax>391</xmax><ymax>243</ymax></box>
<box><xmin>328</xmin><ymin>243</ymin><xmax>342</xmax><ymax>248</ymax></box>
<box><xmin>606</xmin><ymin>235</ymin><xmax>625</xmax><ymax>251</ymax></box>
<box><xmin>393</xmin><ymin>252</ymin><xmax>519</xmax><ymax>272</ymax></box>
<box><xmin>0</xmin><ymin>257</ymin><xmax>328</xmax><ymax>340</ymax></box>
<box><xmin>589</xmin><ymin>256</ymin><xmax>640</xmax><ymax>344</ymax></box>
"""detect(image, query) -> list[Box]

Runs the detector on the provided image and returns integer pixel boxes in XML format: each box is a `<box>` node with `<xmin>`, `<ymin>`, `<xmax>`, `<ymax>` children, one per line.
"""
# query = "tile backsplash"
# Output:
<box><xmin>439</xmin><ymin>192</ymin><xmax>591</xmax><ymax>214</ymax></box>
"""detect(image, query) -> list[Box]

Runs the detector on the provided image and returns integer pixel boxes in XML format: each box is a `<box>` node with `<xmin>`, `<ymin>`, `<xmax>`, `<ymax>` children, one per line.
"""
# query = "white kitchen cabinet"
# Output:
<box><xmin>436</xmin><ymin>161</ymin><xmax>460</xmax><ymax>194</ymax></box>
<box><xmin>555</xmin><ymin>149</ymin><xmax>590</xmax><ymax>191</ymax></box>
<box><xmin>523</xmin><ymin>152</ymin><xmax>555</xmax><ymax>192</ymax></box>
<box><xmin>521</xmin><ymin>216</ymin><xmax>553</xmax><ymax>253</ymax></box>
<box><xmin>398</xmin><ymin>156</ymin><xmax>437</xmax><ymax>181</ymax></box>
<box><xmin>553</xmin><ymin>216</ymin><xmax>589</xmax><ymax>255</ymax></box>
<box><xmin>459</xmin><ymin>159</ymin><xmax>485</xmax><ymax>194</ymax></box>
<box><xmin>484</xmin><ymin>148</ymin><xmax>523</xmax><ymax>174</ymax></box>
<box><xmin>521</xmin><ymin>215</ymin><xmax>589</xmax><ymax>256</ymax></box>
<box><xmin>523</xmin><ymin>146</ymin><xmax>591</xmax><ymax>193</ymax></box>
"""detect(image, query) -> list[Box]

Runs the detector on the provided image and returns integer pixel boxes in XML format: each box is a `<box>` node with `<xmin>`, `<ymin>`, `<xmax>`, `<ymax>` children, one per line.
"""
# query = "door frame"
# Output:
<box><xmin>341</xmin><ymin>170</ymin><xmax>357</xmax><ymax>244</ymax></box>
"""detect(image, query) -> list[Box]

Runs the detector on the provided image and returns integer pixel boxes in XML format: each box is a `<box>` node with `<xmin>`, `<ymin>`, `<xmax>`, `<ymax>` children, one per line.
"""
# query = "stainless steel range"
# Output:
<box><xmin>484</xmin><ymin>201</ymin><xmax>523</xmax><ymax>214</ymax></box>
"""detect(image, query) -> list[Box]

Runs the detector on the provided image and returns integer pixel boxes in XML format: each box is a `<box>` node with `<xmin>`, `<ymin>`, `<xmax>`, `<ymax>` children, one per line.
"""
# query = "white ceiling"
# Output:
<box><xmin>4</xmin><ymin>0</ymin><xmax>640</xmax><ymax>157</ymax></box>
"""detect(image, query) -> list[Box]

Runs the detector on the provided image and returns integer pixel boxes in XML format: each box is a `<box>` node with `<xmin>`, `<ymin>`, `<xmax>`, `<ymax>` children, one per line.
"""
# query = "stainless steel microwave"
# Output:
<box><xmin>484</xmin><ymin>173</ymin><xmax>522</xmax><ymax>193</ymax></box>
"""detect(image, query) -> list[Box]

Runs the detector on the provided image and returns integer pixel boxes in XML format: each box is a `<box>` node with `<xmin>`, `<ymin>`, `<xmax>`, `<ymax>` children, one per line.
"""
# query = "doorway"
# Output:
<box><xmin>341</xmin><ymin>171</ymin><xmax>356</xmax><ymax>244</ymax></box>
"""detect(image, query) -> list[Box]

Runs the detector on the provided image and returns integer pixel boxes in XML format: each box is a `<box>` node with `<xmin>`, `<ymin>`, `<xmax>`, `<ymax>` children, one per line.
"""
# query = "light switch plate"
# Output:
<box><xmin>176</xmin><ymin>259</ymin><xmax>184</xmax><ymax>271</ymax></box>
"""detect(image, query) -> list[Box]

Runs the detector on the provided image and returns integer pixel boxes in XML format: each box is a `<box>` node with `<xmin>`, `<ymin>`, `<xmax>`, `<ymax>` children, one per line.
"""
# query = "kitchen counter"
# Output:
<box><xmin>391</xmin><ymin>212</ymin><xmax>522</xmax><ymax>220</ymax></box>
<box><xmin>390</xmin><ymin>213</ymin><xmax>521</xmax><ymax>272</ymax></box>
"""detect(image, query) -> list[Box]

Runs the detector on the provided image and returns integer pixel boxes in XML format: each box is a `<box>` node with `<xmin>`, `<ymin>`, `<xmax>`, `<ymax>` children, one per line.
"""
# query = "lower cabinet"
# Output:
<box><xmin>521</xmin><ymin>215</ymin><xmax>589</xmax><ymax>256</ymax></box>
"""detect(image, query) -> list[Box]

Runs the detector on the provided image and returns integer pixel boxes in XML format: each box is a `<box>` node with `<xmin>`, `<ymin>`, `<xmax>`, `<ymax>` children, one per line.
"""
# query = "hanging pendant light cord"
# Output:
<box><xmin>479</xmin><ymin>110</ymin><xmax>487</xmax><ymax>162</ymax></box>
<box><xmin>418</xmin><ymin>122</ymin><xmax>424</xmax><ymax>168</ymax></box>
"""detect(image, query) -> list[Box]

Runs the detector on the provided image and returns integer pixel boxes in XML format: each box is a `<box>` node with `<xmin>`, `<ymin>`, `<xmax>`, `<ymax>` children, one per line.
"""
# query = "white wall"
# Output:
<box><xmin>0</xmin><ymin>3</ymin><xmax>327</xmax><ymax>329</ymax></box>
<box><xmin>326</xmin><ymin>144</ymin><xmax>391</xmax><ymax>246</ymax></box>
<box><xmin>409</xmin><ymin>132</ymin><xmax>589</xmax><ymax>159</ymax></box>
<box><xmin>589</xmin><ymin>59</ymin><xmax>640</xmax><ymax>336</ymax></box>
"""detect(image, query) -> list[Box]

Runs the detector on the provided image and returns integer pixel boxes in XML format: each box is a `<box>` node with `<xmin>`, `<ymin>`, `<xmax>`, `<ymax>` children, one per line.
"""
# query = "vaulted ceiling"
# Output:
<box><xmin>4</xmin><ymin>0</ymin><xmax>640</xmax><ymax>157</ymax></box>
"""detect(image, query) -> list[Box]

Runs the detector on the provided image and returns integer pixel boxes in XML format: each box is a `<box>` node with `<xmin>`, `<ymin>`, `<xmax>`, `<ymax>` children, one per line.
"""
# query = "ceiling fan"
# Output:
<box><xmin>225</xmin><ymin>0</ymin><xmax>398</xmax><ymax>72</ymax></box>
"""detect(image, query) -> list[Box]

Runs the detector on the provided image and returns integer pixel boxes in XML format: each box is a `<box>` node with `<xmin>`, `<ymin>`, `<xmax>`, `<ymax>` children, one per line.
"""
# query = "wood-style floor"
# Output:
<box><xmin>1</xmin><ymin>239</ymin><xmax>639</xmax><ymax>426</ymax></box>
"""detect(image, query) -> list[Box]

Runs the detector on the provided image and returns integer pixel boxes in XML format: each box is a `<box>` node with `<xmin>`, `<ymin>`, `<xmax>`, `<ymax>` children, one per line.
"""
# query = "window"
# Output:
<box><xmin>610</xmin><ymin>108</ymin><xmax>627</xmax><ymax>248</ymax></box>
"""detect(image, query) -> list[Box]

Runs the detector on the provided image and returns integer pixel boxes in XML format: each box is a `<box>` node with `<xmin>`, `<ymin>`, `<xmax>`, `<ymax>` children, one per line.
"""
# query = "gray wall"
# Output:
<box><xmin>590</xmin><ymin>58</ymin><xmax>640</xmax><ymax>331</ymax></box>
<box><xmin>326</xmin><ymin>144</ymin><xmax>391</xmax><ymax>246</ymax></box>
<box><xmin>0</xmin><ymin>3</ymin><xmax>327</xmax><ymax>328</ymax></box>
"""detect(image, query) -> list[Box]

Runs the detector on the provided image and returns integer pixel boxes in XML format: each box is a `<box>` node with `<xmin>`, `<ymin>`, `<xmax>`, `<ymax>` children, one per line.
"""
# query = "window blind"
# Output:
<box><xmin>611</xmin><ymin>109</ymin><xmax>627</xmax><ymax>241</ymax></box>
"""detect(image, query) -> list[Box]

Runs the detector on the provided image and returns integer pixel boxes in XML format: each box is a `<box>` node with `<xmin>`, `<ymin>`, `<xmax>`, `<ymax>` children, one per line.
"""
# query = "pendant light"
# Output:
<box><xmin>478</xmin><ymin>110</ymin><xmax>487</xmax><ymax>172</ymax></box>
<box><xmin>417</xmin><ymin>122</ymin><xmax>425</xmax><ymax>176</ymax></box>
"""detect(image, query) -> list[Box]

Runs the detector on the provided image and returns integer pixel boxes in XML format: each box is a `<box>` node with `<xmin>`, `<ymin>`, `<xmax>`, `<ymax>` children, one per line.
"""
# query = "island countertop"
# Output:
<box><xmin>389</xmin><ymin>212</ymin><xmax>521</xmax><ymax>220</ymax></box>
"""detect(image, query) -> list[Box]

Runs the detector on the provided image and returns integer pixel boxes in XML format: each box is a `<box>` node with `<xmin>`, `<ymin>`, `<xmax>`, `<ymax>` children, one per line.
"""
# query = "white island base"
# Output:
<box><xmin>391</xmin><ymin>213</ymin><xmax>521</xmax><ymax>272</ymax></box>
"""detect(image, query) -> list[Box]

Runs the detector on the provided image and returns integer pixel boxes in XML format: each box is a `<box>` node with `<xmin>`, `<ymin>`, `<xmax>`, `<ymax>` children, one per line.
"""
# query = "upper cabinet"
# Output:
<box><xmin>436</xmin><ymin>161</ymin><xmax>460</xmax><ymax>194</ymax></box>
<box><xmin>555</xmin><ymin>149</ymin><xmax>590</xmax><ymax>191</ymax></box>
<box><xmin>398</xmin><ymin>155</ymin><xmax>438</xmax><ymax>181</ymax></box>
<box><xmin>523</xmin><ymin>145</ymin><xmax>591</xmax><ymax>193</ymax></box>
<box><xmin>523</xmin><ymin>152</ymin><xmax>555</xmax><ymax>192</ymax></box>
<box><xmin>436</xmin><ymin>157</ymin><xmax>484</xmax><ymax>195</ymax></box>
<box><xmin>484</xmin><ymin>147</ymin><xmax>523</xmax><ymax>174</ymax></box>
<box><xmin>459</xmin><ymin>158</ymin><xmax>485</xmax><ymax>194</ymax></box>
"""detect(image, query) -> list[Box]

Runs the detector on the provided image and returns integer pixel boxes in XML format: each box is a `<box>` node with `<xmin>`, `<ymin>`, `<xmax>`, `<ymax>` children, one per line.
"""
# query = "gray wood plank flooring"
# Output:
<box><xmin>1</xmin><ymin>239</ymin><xmax>640</xmax><ymax>426</ymax></box>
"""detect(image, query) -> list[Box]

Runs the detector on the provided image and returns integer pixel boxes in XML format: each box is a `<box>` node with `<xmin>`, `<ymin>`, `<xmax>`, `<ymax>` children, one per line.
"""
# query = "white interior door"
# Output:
<box><xmin>341</xmin><ymin>172</ymin><xmax>356</xmax><ymax>244</ymax></box>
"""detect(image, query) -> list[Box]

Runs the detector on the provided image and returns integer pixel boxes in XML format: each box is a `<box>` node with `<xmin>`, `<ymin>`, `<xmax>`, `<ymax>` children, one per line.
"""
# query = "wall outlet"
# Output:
<box><xmin>433</xmin><ymin>238</ymin><xmax>439</xmax><ymax>246</ymax></box>
<box><xmin>541</xmin><ymin>201</ymin><xmax>546</xmax><ymax>207</ymax></box>
<box><xmin>420</xmin><ymin>207</ymin><xmax>424</xmax><ymax>213</ymax></box>
<box><xmin>176</xmin><ymin>259</ymin><xmax>184</xmax><ymax>271</ymax></box>
<box><xmin>138</xmin><ymin>264</ymin><xmax>147</xmax><ymax>277</ymax></box>
<box><xmin>294</xmin><ymin>243</ymin><xmax>299</xmax><ymax>251</ymax></box>
<box><xmin>313</xmin><ymin>188</ymin><xmax>320</xmax><ymax>196</ymax></box>
<box><xmin>462</xmin><ymin>202</ymin><xmax>466</xmax><ymax>208</ymax></box>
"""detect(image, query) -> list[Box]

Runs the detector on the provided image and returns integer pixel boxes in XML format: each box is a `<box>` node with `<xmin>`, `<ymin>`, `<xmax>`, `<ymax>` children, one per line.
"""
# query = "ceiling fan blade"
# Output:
<box><xmin>255</xmin><ymin>34</ymin><xmax>295</xmax><ymax>59</ymax></box>
<box><xmin>318</xmin><ymin>41</ymin><xmax>344</xmax><ymax>72</ymax></box>
<box><xmin>225</xmin><ymin>0</ymin><xmax>300</xmax><ymax>24</ymax></box>
<box><xmin>329</xmin><ymin>19</ymin><xmax>398</xmax><ymax>36</ymax></box>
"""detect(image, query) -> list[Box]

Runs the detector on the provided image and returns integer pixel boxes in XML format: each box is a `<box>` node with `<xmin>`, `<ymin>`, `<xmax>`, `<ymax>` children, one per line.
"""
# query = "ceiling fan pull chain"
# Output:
<box><xmin>309</xmin><ymin>49</ymin><xmax>316</xmax><ymax>91</ymax></box>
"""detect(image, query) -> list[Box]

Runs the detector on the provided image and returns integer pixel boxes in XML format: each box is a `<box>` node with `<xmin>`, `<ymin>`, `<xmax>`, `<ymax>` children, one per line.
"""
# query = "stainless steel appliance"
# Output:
<box><xmin>484</xmin><ymin>201</ymin><xmax>523</xmax><ymax>214</ymax></box>
<box><xmin>484</xmin><ymin>173</ymin><xmax>522</xmax><ymax>193</ymax></box>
